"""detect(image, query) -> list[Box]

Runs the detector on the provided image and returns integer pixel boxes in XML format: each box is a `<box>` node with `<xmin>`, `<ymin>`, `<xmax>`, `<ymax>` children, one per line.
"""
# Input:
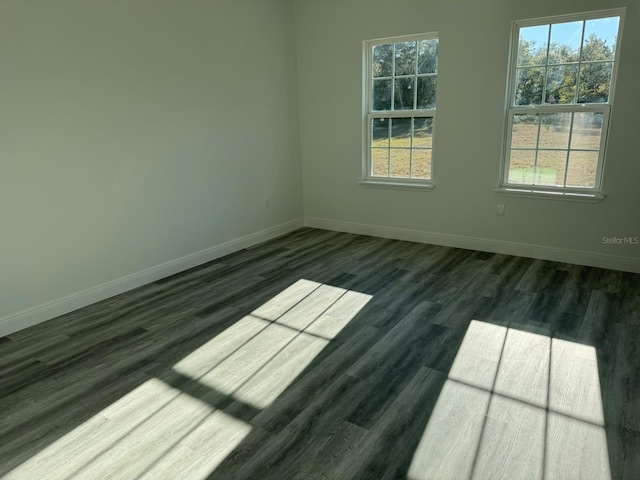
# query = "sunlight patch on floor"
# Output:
<box><xmin>5</xmin><ymin>280</ymin><xmax>371</xmax><ymax>480</ymax></box>
<box><xmin>4</xmin><ymin>378</ymin><xmax>252</xmax><ymax>480</ymax></box>
<box><xmin>174</xmin><ymin>279</ymin><xmax>372</xmax><ymax>409</ymax></box>
<box><xmin>409</xmin><ymin>320</ymin><xmax>610</xmax><ymax>480</ymax></box>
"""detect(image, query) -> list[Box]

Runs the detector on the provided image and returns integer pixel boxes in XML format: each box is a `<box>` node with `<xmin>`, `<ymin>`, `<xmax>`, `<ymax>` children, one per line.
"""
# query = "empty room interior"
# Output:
<box><xmin>1</xmin><ymin>0</ymin><xmax>639</xmax><ymax>479</ymax></box>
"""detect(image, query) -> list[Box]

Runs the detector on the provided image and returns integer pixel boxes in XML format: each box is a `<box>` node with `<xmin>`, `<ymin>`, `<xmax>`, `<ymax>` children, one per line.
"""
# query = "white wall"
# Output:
<box><xmin>294</xmin><ymin>0</ymin><xmax>640</xmax><ymax>268</ymax></box>
<box><xmin>1</xmin><ymin>0</ymin><xmax>638</xmax><ymax>334</ymax></box>
<box><xmin>0</xmin><ymin>0</ymin><xmax>302</xmax><ymax>324</ymax></box>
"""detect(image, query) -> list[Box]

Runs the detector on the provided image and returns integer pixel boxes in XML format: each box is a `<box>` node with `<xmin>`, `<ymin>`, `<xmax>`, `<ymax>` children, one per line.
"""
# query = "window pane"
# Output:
<box><xmin>582</xmin><ymin>17</ymin><xmax>619</xmax><ymax>62</ymax></box>
<box><xmin>417</xmin><ymin>76</ymin><xmax>437</xmax><ymax>109</ymax></box>
<box><xmin>566</xmin><ymin>151</ymin><xmax>598</xmax><ymax>187</ymax></box>
<box><xmin>518</xmin><ymin>25</ymin><xmax>549</xmax><ymax>66</ymax></box>
<box><xmin>548</xmin><ymin>21</ymin><xmax>583</xmax><ymax>64</ymax></box>
<box><xmin>394</xmin><ymin>41</ymin><xmax>417</xmax><ymax>76</ymax></box>
<box><xmin>539</xmin><ymin>113</ymin><xmax>571</xmax><ymax>149</ymax></box>
<box><xmin>515</xmin><ymin>67</ymin><xmax>544</xmax><ymax>105</ymax></box>
<box><xmin>412</xmin><ymin>149</ymin><xmax>432</xmax><ymax>179</ymax></box>
<box><xmin>545</xmin><ymin>65</ymin><xmax>577</xmax><ymax>104</ymax></box>
<box><xmin>394</xmin><ymin>77</ymin><xmax>415</xmax><ymax>110</ymax></box>
<box><xmin>418</xmin><ymin>39</ymin><xmax>438</xmax><ymax>74</ymax></box>
<box><xmin>372</xmin><ymin>117</ymin><xmax>390</xmax><ymax>147</ymax></box>
<box><xmin>577</xmin><ymin>62</ymin><xmax>613</xmax><ymax>104</ymax></box>
<box><xmin>373</xmin><ymin>44</ymin><xmax>393</xmax><ymax>78</ymax></box>
<box><xmin>570</xmin><ymin>112</ymin><xmax>603</xmax><ymax>150</ymax></box>
<box><xmin>391</xmin><ymin>118</ymin><xmax>412</xmax><ymax>147</ymax></box>
<box><xmin>511</xmin><ymin>114</ymin><xmax>539</xmax><ymax>149</ymax></box>
<box><xmin>390</xmin><ymin>149</ymin><xmax>411</xmax><ymax>177</ymax></box>
<box><xmin>535</xmin><ymin>150</ymin><xmax>567</xmax><ymax>186</ymax></box>
<box><xmin>373</xmin><ymin>79</ymin><xmax>392</xmax><ymax>110</ymax></box>
<box><xmin>413</xmin><ymin>117</ymin><xmax>433</xmax><ymax>148</ymax></box>
<box><xmin>508</xmin><ymin>150</ymin><xmax>536</xmax><ymax>184</ymax></box>
<box><xmin>371</xmin><ymin>148</ymin><xmax>389</xmax><ymax>177</ymax></box>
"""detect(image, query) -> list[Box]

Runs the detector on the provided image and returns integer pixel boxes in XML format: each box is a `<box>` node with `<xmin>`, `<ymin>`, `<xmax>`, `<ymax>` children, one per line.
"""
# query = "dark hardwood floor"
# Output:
<box><xmin>0</xmin><ymin>228</ymin><xmax>638</xmax><ymax>479</ymax></box>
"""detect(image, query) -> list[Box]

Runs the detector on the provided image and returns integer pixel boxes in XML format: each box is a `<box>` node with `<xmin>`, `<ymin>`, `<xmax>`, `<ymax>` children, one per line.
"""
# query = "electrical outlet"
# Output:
<box><xmin>497</xmin><ymin>204</ymin><xmax>505</xmax><ymax>216</ymax></box>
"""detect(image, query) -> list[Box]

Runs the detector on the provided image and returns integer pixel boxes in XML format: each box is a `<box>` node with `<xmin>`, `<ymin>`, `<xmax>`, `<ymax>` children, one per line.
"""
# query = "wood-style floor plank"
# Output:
<box><xmin>0</xmin><ymin>227</ymin><xmax>638</xmax><ymax>480</ymax></box>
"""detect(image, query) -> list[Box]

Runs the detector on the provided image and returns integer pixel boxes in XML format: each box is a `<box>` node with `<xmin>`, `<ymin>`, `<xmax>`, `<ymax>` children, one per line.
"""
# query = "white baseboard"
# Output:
<box><xmin>0</xmin><ymin>218</ymin><xmax>304</xmax><ymax>338</ymax></box>
<box><xmin>304</xmin><ymin>217</ymin><xmax>640</xmax><ymax>274</ymax></box>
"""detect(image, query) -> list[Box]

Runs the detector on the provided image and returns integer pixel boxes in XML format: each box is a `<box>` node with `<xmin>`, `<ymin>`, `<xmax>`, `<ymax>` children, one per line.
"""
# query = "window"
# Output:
<box><xmin>363</xmin><ymin>33</ymin><xmax>439</xmax><ymax>187</ymax></box>
<box><xmin>500</xmin><ymin>10</ymin><xmax>624</xmax><ymax>199</ymax></box>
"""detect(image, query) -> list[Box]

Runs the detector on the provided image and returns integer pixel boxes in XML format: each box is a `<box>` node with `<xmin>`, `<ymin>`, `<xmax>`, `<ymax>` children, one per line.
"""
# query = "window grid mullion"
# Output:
<box><xmin>541</xmin><ymin>24</ymin><xmax>552</xmax><ymax>105</ymax></box>
<box><xmin>391</xmin><ymin>44</ymin><xmax>396</xmax><ymax>111</ymax></box>
<box><xmin>413</xmin><ymin>43</ymin><xmax>419</xmax><ymax>110</ymax></box>
<box><xmin>511</xmin><ymin>147</ymin><xmax>599</xmax><ymax>152</ymax></box>
<box><xmin>563</xmin><ymin>112</ymin><xmax>576</xmax><ymax>187</ymax></box>
<box><xmin>593</xmin><ymin>109</ymin><xmax>610</xmax><ymax>189</ymax></box>
<box><xmin>574</xmin><ymin>21</ymin><xmax>587</xmax><ymax>104</ymax></box>
<box><xmin>504</xmin><ymin>112</ymin><xmax>515</xmax><ymax>184</ymax></box>
<box><xmin>410</xmin><ymin>119</ymin><xmax>414</xmax><ymax>177</ymax></box>
<box><xmin>533</xmin><ymin>114</ymin><xmax>543</xmax><ymax>185</ymax></box>
<box><xmin>367</xmin><ymin>114</ymin><xmax>371</xmax><ymax>176</ymax></box>
<box><xmin>387</xmin><ymin>117</ymin><xmax>391</xmax><ymax>178</ymax></box>
<box><xmin>412</xmin><ymin>44</ymin><xmax>419</xmax><ymax>171</ymax></box>
<box><xmin>370</xmin><ymin>109</ymin><xmax>436</xmax><ymax>118</ymax></box>
<box><xmin>520</xmin><ymin>59</ymin><xmax>615</xmax><ymax>69</ymax></box>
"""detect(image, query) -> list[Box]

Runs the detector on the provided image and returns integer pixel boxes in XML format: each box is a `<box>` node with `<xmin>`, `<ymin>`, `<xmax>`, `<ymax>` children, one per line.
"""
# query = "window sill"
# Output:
<box><xmin>493</xmin><ymin>187</ymin><xmax>605</xmax><ymax>203</ymax></box>
<box><xmin>359</xmin><ymin>179</ymin><xmax>435</xmax><ymax>192</ymax></box>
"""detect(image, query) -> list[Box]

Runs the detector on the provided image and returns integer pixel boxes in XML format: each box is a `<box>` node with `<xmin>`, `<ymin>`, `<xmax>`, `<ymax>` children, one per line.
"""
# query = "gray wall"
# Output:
<box><xmin>294</xmin><ymin>0</ymin><xmax>639</xmax><ymax>263</ymax></box>
<box><xmin>0</xmin><ymin>0</ymin><xmax>303</xmax><ymax>320</ymax></box>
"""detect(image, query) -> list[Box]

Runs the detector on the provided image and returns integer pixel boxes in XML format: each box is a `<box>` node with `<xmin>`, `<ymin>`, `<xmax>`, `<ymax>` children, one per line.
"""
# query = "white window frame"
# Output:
<box><xmin>361</xmin><ymin>32</ymin><xmax>438</xmax><ymax>190</ymax></box>
<box><xmin>497</xmin><ymin>9</ymin><xmax>625</xmax><ymax>202</ymax></box>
